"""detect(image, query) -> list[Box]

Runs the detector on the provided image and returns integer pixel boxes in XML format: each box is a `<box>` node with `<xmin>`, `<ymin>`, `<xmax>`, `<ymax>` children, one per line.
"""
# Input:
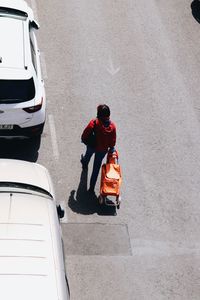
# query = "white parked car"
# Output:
<box><xmin>0</xmin><ymin>0</ymin><xmax>46</xmax><ymax>137</ymax></box>
<box><xmin>0</xmin><ymin>159</ymin><xmax>70</xmax><ymax>300</ymax></box>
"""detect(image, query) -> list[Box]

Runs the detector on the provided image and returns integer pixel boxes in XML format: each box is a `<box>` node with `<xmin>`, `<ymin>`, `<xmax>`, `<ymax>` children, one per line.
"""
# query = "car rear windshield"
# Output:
<box><xmin>0</xmin><ymin>78</ymin><xmax>35</xmax><ymax>103</ymax></box>
<box><xmin>0</xmin><ymin>7</ymin><xmax>28</xmax><ymax>20</ymax></box>
<box><xmin>0</xmin><ymin>182</ymin><xmax>53</xmax><ymax>198</ymax></box>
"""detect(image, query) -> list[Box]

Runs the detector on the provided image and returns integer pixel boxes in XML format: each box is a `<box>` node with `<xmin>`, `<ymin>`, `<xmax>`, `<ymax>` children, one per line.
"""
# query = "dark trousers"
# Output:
<box><xmin>83</xmin><ymin>146</ymin><xmax>107</xmax><ymax>190</ymax></box>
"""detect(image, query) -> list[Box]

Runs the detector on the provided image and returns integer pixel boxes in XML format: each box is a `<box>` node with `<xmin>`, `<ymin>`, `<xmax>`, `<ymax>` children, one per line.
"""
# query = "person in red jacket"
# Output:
<box><xmin>81</xmin><ymin>104</ymin><xmax>116</xmax><ymax>193</ymax></box>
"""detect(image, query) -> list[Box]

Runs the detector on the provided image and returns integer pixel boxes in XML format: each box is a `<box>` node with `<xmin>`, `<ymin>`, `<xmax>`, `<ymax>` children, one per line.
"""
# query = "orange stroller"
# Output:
<box><xmin>98</xmin><ymin>150</ymin><xmax>122</xmax><ymax>209</ymax></box>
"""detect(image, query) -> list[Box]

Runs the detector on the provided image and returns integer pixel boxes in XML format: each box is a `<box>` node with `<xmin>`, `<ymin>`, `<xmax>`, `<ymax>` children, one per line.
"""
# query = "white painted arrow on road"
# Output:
<box><xmin>106</xmin><ymin>57</ymin><xmax>120</xmax><ymax>76</ymax></box>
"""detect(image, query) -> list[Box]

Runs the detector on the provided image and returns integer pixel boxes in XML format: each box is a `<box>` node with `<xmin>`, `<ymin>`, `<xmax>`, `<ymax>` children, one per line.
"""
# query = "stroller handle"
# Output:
<box><xmin>107</xmin><ymin>150</ymin><xmax>119</xmax><ymax>164</ymax></box>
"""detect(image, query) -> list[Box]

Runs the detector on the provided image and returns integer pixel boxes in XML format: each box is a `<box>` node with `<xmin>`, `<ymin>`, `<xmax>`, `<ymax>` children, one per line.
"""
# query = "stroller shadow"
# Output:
<box><xmin>191</xmin><ymin>0</ymin><xmax>200</xmax><ymax>23</ymax></box>
<box><xmin>68</xmin><ymin>169</ymin><xmax>116</xmax><ymax>216</ymax></box>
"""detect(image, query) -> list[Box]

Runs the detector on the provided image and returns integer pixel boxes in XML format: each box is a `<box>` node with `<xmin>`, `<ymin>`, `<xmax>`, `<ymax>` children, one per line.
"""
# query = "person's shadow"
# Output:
<box><xmin>68</xmin><ymin>169</ymin><xmax>117</xmax><ymax>216</ymax></box>
<box><xmin>0</xmin><ymin>136</ymin><xmax>41</xmax><ymax>162</ymax></box>
<box><xmin>191</xmin><ymin>0</ymin><xmax>200</xmax><ymax>23</ymax></box>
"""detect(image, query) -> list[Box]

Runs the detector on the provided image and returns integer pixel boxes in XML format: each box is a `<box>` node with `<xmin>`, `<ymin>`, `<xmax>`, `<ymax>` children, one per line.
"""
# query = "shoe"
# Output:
<box><xmin>80</xmin><ymin>154</ymin><xmax>88</xmax><ymax>170</ymax></box>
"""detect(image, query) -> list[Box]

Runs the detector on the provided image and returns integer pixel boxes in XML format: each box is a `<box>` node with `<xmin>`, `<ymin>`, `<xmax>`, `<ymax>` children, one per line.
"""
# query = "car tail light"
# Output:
<box><xmin>23</xmin><ymin>98</ymin><xmax>43</xmax><ymax>113</ymax></box>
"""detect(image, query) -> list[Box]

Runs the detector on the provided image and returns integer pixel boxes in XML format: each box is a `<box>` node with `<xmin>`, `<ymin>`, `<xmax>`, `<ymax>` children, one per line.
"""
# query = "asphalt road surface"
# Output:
<box><xmin>1</xmin><ymin>0</ymin><xmax>200</xmax><ymax>299</ymax></box>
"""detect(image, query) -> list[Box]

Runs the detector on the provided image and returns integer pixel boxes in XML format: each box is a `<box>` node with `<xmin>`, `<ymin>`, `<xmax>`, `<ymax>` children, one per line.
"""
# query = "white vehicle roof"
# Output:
<box><xmin>0</xmin><ymin>159</ymin><xmax>68</xmax><ymax>300</ymax></box>
<box><xmin>0</xmin><ymin>193</ymin><xmax>66</xmax><ymax>300</ymax></box>
<box><xmin>0</xmin><ymin>0</ymin><xmax>35</xmax><ymax>79</ymax></box>
<box><xmin>0</xmin><ymin>18</ymin><xmax>27</xmax><ymax>68</ymax></box>
<box><xmin>0</xmin><ymin>159</ymin><xmax>54</xmax><ymax>196</ymax></box>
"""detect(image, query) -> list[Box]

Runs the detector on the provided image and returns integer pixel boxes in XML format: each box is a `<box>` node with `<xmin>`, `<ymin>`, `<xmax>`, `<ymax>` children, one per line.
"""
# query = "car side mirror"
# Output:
<box><xmin>57</xmin><ymin>205</ymin><xmax>65</xmax><ymax>219</ymax></box>
<box><xmin>30</xmin><ymin>20</ymin><xmax>40</xmax><ymax>30</ymax></box>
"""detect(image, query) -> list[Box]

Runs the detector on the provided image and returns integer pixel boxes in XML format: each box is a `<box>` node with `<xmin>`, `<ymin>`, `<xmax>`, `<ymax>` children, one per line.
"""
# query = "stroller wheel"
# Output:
<box><xmin>98</xmin><ymin>195</ymin><xmax>104</xmax><ymax>205</ymax></box>
<box><xmin>116</xmin><ymin>195</ymin><xmax>121</xmax><ymax>209</ymax></box>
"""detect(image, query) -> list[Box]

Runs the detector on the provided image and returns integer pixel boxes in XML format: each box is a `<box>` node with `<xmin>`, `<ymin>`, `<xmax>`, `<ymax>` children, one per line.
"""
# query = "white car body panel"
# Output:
<box><xmin>0</xmin><ymin>97</ymin><xmax>46</xmax><ymax>126</ymax></box>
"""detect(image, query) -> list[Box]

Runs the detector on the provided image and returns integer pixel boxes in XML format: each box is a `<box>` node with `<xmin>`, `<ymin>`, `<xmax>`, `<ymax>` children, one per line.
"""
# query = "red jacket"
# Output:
<box><xmin>81</xmin><ymin>118</ymin><xmax>116</xmax><ymax>152</ymax></box>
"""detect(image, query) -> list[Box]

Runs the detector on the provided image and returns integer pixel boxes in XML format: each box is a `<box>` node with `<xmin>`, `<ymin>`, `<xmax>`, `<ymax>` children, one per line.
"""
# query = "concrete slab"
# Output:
<box><xmin>62</xmin><ymin>223</ymin><xmax>132</xmax><ymax>256</ymax></box>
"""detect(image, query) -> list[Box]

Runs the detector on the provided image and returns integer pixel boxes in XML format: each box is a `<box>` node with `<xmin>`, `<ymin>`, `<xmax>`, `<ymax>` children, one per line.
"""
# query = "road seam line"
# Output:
<box><xmin>48</xmin><ymin>114</ymin><xmax>59</xmax><ymax>160</ymax></box>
